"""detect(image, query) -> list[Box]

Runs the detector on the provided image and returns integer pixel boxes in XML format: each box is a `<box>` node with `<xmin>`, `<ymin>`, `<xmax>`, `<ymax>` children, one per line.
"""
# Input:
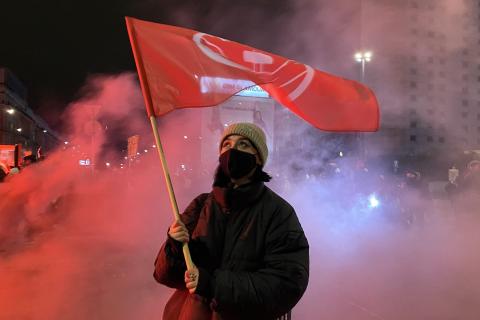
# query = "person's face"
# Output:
<box><xmin>220</xmin><ymin>135</ymin><xmax>262</xmax><ymax>165</ymax></box>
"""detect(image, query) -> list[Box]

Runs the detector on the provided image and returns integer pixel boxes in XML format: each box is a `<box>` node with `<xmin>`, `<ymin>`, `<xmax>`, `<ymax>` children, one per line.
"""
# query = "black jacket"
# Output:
<box><xmin>154</xmin><ymin>181</ymin><xmax>309</xmax><ymax>320</ymax></box>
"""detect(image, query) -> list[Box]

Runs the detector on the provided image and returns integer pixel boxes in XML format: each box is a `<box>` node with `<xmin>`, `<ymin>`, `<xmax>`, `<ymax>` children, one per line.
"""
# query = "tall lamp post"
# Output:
<box><xmin>354</xmin><ymin>51</ymin><xmax>372</xmax><ymax>160</ymax></box>
<box><xmin>354</xmin><ymin>51</ymin><xmax>372</xmax><ymax>82</ymax></box>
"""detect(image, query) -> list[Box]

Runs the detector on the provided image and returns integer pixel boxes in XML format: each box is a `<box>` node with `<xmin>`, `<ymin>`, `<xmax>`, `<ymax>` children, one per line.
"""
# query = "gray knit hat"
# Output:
<box><xmin>219</xmin><ymin>122</ymin><xmax>268</xmax><ymax>165</ymax></box>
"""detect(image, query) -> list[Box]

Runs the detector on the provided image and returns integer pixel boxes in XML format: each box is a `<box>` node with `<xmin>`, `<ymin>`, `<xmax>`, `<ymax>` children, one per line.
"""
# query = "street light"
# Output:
<box><xmin>6</xmin><ymin>108</ymin><xmax>15</xmax><ymax>115</ymax></box>
<box><xmin>354</xmin><ymin>51</ymin><xmax>372</xmax><ymax>82</ymax></box>
<box><xmin>354</xmin><ymin>51</ymin><xmax>373</xmax><ymax>160</ymax></box>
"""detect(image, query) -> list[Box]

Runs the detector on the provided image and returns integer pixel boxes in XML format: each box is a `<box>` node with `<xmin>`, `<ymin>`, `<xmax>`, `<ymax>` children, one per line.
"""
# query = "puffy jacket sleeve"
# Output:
<box><xmin>196</xmin><ymin>200</ymin><xmax>309</xmax><ymax>318</ymax></box>
<box><xmin>153</xmin><ymin>193</ymin><xmax>209</xmax><ymax>289</ymax></box>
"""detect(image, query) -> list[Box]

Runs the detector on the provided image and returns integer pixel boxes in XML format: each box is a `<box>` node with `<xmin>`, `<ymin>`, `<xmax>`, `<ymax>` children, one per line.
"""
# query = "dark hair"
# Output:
<box><xmin>213</xmin><ymin>165</ymin><xmax>272</xmax><ymax>187</ymax></box>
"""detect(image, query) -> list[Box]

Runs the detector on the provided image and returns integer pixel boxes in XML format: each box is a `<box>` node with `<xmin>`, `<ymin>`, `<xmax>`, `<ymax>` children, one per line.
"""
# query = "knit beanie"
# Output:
<box><xmin>219</xmin><ymin>122</ymin><xmax>268</xmax><ymax>165</ymax></box>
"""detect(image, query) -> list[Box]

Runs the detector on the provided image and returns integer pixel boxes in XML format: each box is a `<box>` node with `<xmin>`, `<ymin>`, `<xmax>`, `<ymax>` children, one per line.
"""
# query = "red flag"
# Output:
<box><xmin>126</xmin><ymin>17</ymin><xmax>379</xmax><ymax>132</ymax></box>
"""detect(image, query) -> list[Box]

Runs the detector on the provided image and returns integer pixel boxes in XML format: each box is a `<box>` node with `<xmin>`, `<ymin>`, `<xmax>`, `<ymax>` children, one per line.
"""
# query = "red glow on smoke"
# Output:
<box><xmin>1</xmin><ymin>71</ymin><xmax>480</xmax><ymax>320</ymax></box>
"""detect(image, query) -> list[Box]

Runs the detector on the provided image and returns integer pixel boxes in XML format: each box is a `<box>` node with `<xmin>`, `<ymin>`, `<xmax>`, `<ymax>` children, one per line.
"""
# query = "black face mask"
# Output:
<box><xmin>219</xmin><ymin>148</ymin><xmax>257</xmax><ymax>179</ymax></box>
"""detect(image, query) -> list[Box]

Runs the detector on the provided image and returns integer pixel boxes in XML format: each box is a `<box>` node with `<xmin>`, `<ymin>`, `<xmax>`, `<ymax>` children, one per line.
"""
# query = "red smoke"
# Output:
<box><xmin>1</xmin><ymin>72</ymin><xmax>480</xmax><ymax>320</ymax></box>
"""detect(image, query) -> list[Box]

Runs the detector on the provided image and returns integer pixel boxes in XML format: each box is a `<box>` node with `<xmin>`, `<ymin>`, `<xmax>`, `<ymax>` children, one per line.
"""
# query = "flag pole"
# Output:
<box><xmin>149</xmin><ymin>116</ymin><xmax>194</xmax><ymax>270</ymax></box>
<box><xmin>126</xmin><ymin>17</ymin><xmax>194</xmax><ymax>271</ymax></box>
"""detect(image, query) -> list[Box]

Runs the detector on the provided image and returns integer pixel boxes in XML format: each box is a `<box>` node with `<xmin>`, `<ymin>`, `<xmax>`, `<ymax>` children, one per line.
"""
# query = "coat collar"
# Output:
<box><xmin>212</xmin><ymin>181</ymin><xmax>265</xmax><ymax>212</ymax></box>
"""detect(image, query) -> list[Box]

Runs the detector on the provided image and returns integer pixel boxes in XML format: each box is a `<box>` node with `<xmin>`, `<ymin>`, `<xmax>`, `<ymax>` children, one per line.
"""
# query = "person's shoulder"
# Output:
<box><xmin>185</xmin><ymin>193</ymin><xmax>210</xmax><ymax>209</ymax></box>
<box><xmin>193</xmin><ymin>192</ymin><xmax>211</xmax><ymax>205</ymax></box>
<box><xmin>262</xmin><ymin>186</ymin><xmax>295</xmax><ymax>212</ymax></box>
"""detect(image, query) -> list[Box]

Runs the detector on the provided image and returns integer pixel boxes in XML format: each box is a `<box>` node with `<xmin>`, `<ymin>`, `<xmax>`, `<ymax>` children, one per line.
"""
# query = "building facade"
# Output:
<box><xmin>0</xmin><ymin>67</ymin><xmax>60</xmax><ymax>155</ymax></box>
<box><xmin>361</xmin><ymin>0</ymin><xmax>480</xmax><ymax>163</ymax></box>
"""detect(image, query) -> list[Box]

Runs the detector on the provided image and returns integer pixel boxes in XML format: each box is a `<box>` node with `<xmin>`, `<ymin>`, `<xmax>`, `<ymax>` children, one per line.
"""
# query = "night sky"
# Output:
<box><xmin>0</xmin><ymin>0</ymin><xmax>295</xmax><ymax>127</ymax></box>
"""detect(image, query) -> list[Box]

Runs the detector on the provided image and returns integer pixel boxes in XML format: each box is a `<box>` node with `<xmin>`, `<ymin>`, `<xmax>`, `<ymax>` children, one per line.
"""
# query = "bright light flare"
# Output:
<box><xmin>368</xmin><ymin>194</ymin><xmax>380</xmax><ymax>208</ymax></box>
<box><xmin>354</xmin><ymin>52</ymin><xmax>363</xmax><ymax>62</ymax></box>
<box><xmin>355</xmin><ymin>51</ymin><xmax>373</xmax><ymax>62</ymax></box>
<box><xmin>7</xmin><ymin>108</ymin><xmax>15</xmax><ymax>115</ymax></box>
<box><xmin>16</xmin><ymin>128</ymin><xmax>22</xmax><ymax>132</ymax></box>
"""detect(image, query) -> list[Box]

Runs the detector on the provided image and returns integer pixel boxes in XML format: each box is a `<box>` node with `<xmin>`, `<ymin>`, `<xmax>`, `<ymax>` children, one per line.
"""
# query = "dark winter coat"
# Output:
<box><xmin>154</xmin><ymin>181</ymin><xmax>309</xmax><ymax>320</ymax></box>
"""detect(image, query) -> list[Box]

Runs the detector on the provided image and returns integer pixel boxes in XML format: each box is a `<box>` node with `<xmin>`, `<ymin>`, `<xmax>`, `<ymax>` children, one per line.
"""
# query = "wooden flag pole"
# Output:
<box><xmin>149</xmin><ymin>116</ymin><xmax>194</xmax><ymax>271</ymax></box>
<box><xmin>126</xmin><ymin>17</ymin><xmax>194</xmax><ymax>271</ymax></box>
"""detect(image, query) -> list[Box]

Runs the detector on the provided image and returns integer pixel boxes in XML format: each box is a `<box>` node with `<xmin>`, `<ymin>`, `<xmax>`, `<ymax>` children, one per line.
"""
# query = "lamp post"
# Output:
<box><xmin>354</xmin><ymin>51</ymin><xmax>372</xmax><ymax>82</ymax></box>
<box><xmin>354</xmin><ymin>51</ymin><xmax>373</xmax><ymax>160</ymax></box>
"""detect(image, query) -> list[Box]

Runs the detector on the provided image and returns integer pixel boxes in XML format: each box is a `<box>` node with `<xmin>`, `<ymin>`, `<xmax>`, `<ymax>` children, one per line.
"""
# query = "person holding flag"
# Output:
<box><xmin>154</xmin><ymin>122</ymin><xmax>309</xmax><ymax>320</ymax></box>
<box><xmin>125</xmin><ymin>16</ymin><xmax>380</xmax><ymax>320</ymax></box>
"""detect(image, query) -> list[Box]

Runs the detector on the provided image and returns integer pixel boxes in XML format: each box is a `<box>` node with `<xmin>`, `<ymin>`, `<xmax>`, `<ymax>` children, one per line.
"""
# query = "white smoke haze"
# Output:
<box><xmin>0</xmin><ymin>72</ymin><xmax>479</xmax><ymax>319</ymax></box>
<box><xmin>1</xmin><ymin>1</ymin><xmax>480</xmax><ymax>319</ymax></box>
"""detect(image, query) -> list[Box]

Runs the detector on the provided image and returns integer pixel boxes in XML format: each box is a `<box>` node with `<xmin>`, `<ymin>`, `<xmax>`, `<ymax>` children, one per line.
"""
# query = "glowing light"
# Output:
<box><xmin>144</xmin><ymin>149</ymin><xmax>148</xmax><ymax>153</ymax></box>
<box><xmin>181</xmin><ymin>164</ymin><xmax>186</xmax><ymax>170</ymax></box>
<box><xmin>105</xmin><ymin>162</ymin><xmax>111</xmax><ymax>167</ymax></box>
<box><xmin>16</xmin><ymin>128</ymin><xmax>22</xmax><ymax>132</ymax></box>
<box><xmin>184</xmin><ymin>135</ymin><xmax>188</xmax><ymax>139</ymax></box>
<box><xmin>6</xmin><ymin>108</ymin><xmax>15</xmax><ymax>115</ymax></box>
<box><xmin>368</xmin><ymin>194</ymin><xmax>380</xmax><ymax>208</ymax></box>
<box><xmin>199</xmin><ymin>76</ymin><xmax>269</xmax><ymax>97</ymax></box>
<box><xmin>79</xmin><ymin>159</ymin><xmax>91</xmax><ymax>166</ymax></box>
<box><xmin>355</xmin><ymin>51</ymin><xmax>373</xmax><ymax>62</ymax></box>
<box><xmin>152</xmin><ymin>144</ymin><xmax>156</xmax><ymax>148</ymax></box>
<box><xmin>124</xmin><ymin>156</ymin><xmax>128</xmax><ymax>160</ymax></box>
<box><xmin>43</xmin><ymin>129</ymin><xmax>47</xmax><ymax>133</ymax></box>
<box><xmin>136</xmin><ymin>152</ymin><xmax>140</xmax><ymax>155</ymax></box>
<box><xmin>224</xmin><ymin>123</ymin><xmax>228</xmax><ymax>127</ymax></box>
<box><xmin>339</xmin><ymin>151</ymin><xmax>343</xmax><ymax>157</ymax></box>
<box><xmin>64</xmin><ymin>141</ymin><xmax>69</xmax><ymax>145</ymax></box>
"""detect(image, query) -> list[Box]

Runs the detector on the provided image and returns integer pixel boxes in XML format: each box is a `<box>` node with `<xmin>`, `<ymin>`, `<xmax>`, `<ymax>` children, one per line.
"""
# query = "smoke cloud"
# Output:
<box><xmin>2</xmin><ymin>1</ymin><xmax>480</xmax><ymax>319</ymax></box>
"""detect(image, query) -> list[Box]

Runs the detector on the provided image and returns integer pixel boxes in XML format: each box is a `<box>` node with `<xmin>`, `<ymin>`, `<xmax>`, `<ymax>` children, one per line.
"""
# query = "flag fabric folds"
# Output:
<box><xmin>126</xmin><ymin>17</ymin><xmax>379</xmax><ymax>132</ymax></box>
